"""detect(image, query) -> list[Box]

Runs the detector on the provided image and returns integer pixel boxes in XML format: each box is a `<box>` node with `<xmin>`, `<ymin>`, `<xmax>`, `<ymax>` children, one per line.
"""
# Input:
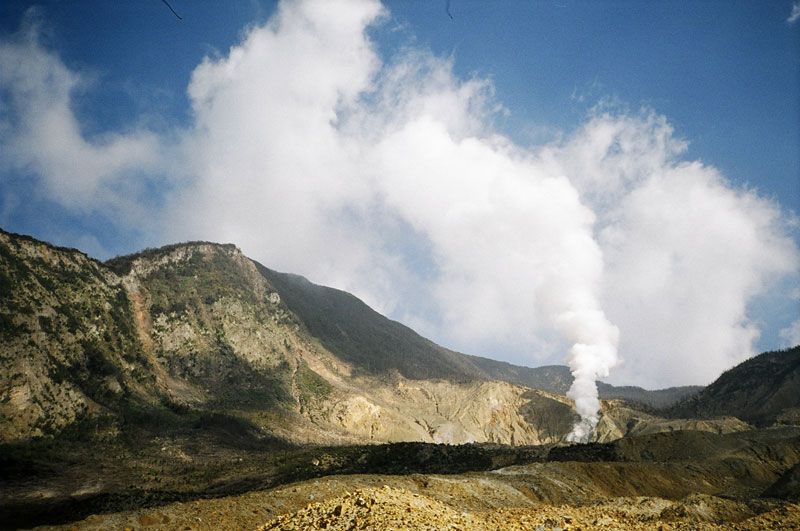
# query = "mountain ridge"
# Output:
<box><xmin>3</xmin><ymin>228</ymin><xmax>800</xmax><ymax>530</ymax></box>
<box><xmin>666</xmin><ymin>345</ymin><xmax>800</xmax><ymax>426</ymax></box>
<box><xmin>254</xmin><ymin>261</ymin><xmax>703</xmax><ymax>407</ymax></box>
<box><xmin>2</xmin><ymin>228</ymin><xmax>796</xmax><ymax>449</ymax></box>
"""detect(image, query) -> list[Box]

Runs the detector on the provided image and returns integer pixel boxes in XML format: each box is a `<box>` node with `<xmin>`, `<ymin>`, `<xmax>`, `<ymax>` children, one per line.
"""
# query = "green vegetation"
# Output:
<box><xmin>105</xmin><ymin>241</ymin><xmax>238</xmax><ymax>275</ymax></box>
<box><xmin>109</xmin><ymin>287</ymin><xmax>137</xmax><ymax>341</ymax></box>
<box><xmin>665</xmin><ymin>346</ymin><xmax>800</xmax><ymax>426</ymax></box>
<box><xmin>132</xmin><ymin>246</ymin><xmax>259</xmax><ymax>320</ymax></box>
<box><xmin>295</xmin><ymin>361</ymin><xmax>332</xmax><ymax>405</ymax></box>
<box><xmin>0</xmin><ymin>227</ymin><xmax>98</xmax><ymax>260</ymax></box>
<box><xmin>0</xmin><ymin>240</ymin><xmax>33</xmax><ymax>320</ymax></box>
<box><xmin>0</xmin><ymin>312</ymin><xmax>26</xmax><ymax>336</ymax></box>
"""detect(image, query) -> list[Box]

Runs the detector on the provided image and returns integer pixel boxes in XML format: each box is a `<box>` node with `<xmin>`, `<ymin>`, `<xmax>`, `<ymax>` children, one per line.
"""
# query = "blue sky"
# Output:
<box><xmin>1</xmin><ymin>0</ymin><xmax>799</xmax><ymax>389</ymax></box>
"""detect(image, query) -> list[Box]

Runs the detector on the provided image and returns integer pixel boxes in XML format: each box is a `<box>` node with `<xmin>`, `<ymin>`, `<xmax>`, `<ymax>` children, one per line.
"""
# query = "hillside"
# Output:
<box><xmin>0</xmin><ymin>230</ymin><xmax>160</xmax><ymax>441</ymax></box>
<box><xmin>255</xmin><ymin>265</ymin><xmax>482</xmax><ymax>382</ymax></box>
<box><xmin>1</xmin><ymin>229</ymin><xmax>590</xmax><ymax>448</ymax></box>
<box><xmin>3</xmin><ymin>229</ymin><xmax>800</xmax><ymax>529</ymax></box>
<box><xmin>666</xmin><ymin>347</ymin><xmax>800</xmax><ymax>426</ymax></box>
<box><xmin>0</xmin><ymin>228</ymin><xmax>783</xmax><ymax>450</ymax></box>
<box><xmin>255</xmin><ymin>264</ymin><xmax>702</xmax><ymax>408</ymax></box>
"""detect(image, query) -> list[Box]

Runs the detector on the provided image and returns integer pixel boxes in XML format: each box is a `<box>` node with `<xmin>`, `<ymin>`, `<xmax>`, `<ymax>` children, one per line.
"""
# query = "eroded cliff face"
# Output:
<box><xmin>119</xmin><ymin>243</ymin><xmax>579</xmax><ymax>446</ymax></box>
<box><xmin>592</xmin><ymin>400</ymin><xmax>752</xmax><ymax>443</ymax></box>
<box><xmin>116</xmin><ymin>243</ymin><xmax>299</xmax><ymax>408</ymax></box>
<box><xmin>0</xmin><ymin>232</ymin><xmax>148</xmax><ymax>441</ymax></box>
<box><xmin>315</xmin><ymin>379</ymin><xmax>575</xmax><ymax>446</ymax></box>
<box><xmin>2</xmin><ymin>231</ymin><xmax>749</xmax><ymax>448</ymax></box>
<box><xmin>0</xmin><ymin>236</ymin><xmax>302</xmax><ymax>442</ymax></box>
<box><xmin>1</xmin><ymin>234</ymin><xmax>586</xmax><ymax>446</ymax></box>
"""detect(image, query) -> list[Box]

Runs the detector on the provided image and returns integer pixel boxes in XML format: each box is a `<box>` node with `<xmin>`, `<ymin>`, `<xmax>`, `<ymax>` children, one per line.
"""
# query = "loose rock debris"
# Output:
<box><xmin>257</xmin><ymin>486</ymin><xmax>800</xmax><ymax>531</ymax></box>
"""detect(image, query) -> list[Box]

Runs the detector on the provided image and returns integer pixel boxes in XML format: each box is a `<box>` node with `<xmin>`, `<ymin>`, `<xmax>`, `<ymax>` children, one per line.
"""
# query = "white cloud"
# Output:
<box><xmin>546</xmin><ymin>112</ymin><xmax>798</xmax><ymax>386</ymax></box>
<box><xmin>599</xmin><ymin>160</ymin><xmax>795</xmax><ymax>385</ymax></box>
<box><xmin>0</xmin><ymin>13</ymin><xmax>164</xmax><ymax>225</ymax></box>
<box><xmin>780</xmin><ymin>319</ymin><xmax>800</xmax><ymax>347</ymax></box>
<box><xmin>2</xmin><ymin>0</ymin><xmax>798</xmax><ymax>390</ymax></box>
<box><xmin>160</xmin><ymin>0</ymin><xmax>407</xmax><ymax>318</ymax></box>
<box><xmin>788</xmin><ymin>2</ymin><xmax>800</xmax><ymax>24</ymax></box>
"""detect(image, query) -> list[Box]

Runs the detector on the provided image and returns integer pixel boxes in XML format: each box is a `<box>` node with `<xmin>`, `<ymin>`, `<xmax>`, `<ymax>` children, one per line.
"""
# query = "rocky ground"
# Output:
<box><xmin>7</xmin><ymin>427</ymin><xmax>799</xmax><ymax>530</ymax></box>
<box><xmin>257</xmin><ymin>486</ymin><xmax>800</xmax><ymax>531</ymax></box>
<box><xmin>30</xmin><ymin>473</ymin><xmax>799</xmax><ymax>531</ymax></box>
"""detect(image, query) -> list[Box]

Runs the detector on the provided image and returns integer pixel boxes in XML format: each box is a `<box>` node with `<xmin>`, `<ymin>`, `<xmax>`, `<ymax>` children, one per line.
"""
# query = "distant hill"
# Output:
<box><xmin>665</xmin><ymin>347</ymin><xmax>800</xmax><ymax>426</ymax></box>
<box><xmin>462</xmin><ymin>359</ymin><xmax>574</xmax><ymax>395</ymax></box>
<box><xmin>596</xmin><ymin>382</ymin><xmax>702</xmax><ymax>410</ymax></box>
<box><xmin>462</xmin><ymin>358</ymin><xmax>701</xmax><ymax>409</ymax></box>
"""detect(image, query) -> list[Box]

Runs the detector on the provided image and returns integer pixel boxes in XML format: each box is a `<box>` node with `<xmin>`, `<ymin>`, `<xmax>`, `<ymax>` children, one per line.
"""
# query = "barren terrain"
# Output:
<box><xmin>31</xmin><ymin>464</ymin><xmax>800</xmax><ymax>530</ymax></box>
<box><xmin>3</xmin><ymin>428</ymin><xmax>797</xmax><ymax>530</ymax></box>
<box><xmin>3</xmin><ymin>232</ymin><xmax>799</xmax><ymax>530</ymax></box>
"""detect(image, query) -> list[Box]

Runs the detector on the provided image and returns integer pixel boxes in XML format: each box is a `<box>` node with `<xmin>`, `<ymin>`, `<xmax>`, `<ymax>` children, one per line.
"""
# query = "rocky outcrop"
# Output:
<box><xmin>763</xmin><ymin>463</ymin><xmax>800</xmax><ymax>501</ymax></box>
<box><xmin>4</xmin><ymin>229</ymin><xmax>797</xmax><ymax>450</ymax></box>
<box><xmin>0</xmin><ymin>231</ymin><xmax>147</xmax><ymax>441</ymax></box>
<box><xmin>256</xmin><ymin>485</ymin><xmax>800</xmax><ymax>531</ymax></box>
<box><xmin>320</xmin><ymin>380</ymin><xmax>573</xmax><ymax>445</ymax></box>
<box><xmin>592</xmin><ymin>400</ymin><xmax>752</xmax><ymax>443</ymax></box>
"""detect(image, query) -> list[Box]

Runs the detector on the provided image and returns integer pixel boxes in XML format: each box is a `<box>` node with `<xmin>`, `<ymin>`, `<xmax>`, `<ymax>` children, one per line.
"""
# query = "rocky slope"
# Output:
<box><xmin>2</xmin><ymin>228</ymin><xmax>728</xmax><ymax>450</ymax></box>
<box><xmin>255</xmin><ymin>485</ymin><xmax>799</xmax><ymax>531</ymax></box>
<box><xmin>259</xmin><ymin>265</ymin><xmax>703</xmax><ymax>408</ymax></box>
<box><xmin>23</xmin><ymin>428</ymin><xmax>800</xmax><ymax>530</ymax></box>
<box><xmin>35</xmin><ymin>484</ymin><xmax>800</xmax><ymax>531</ymax></box>
<box><xmin>463</xmin><ymin>359</ymin><xmax>703</xmax><ymax>409</ymax></box>
<box><xmin>3</xmin><ymin>228</ymin><xmax>800</xmax><ymax>529</ymax></box>
<box><xmin>0</xmin><ymin>231</ymin><xmax>154</xmax><ymax>441</ymax></box>
<box><xmin>666</xmin><ymin>346</ymin><xmax>800</xmax><ymax>427</ymax></box>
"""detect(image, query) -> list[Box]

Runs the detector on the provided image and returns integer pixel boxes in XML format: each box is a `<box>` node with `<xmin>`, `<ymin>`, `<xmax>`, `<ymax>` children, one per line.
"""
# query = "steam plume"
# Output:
<box><xmin>562</xmin><ymin>313</ymin><xmax>619</xmax><ymax>442</ymax></box>
<box><xmin>553</xmin><ymin>304</ymin><xmax>619</xmax><ymax>441</ymax></box>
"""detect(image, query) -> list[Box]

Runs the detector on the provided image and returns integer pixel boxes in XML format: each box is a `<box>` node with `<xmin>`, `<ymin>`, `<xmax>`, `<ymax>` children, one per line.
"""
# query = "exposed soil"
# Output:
<box><xmin>256</xmin><ymin>486</ymin><xmax>800</xmax><ymax>531</ymax></box>
<box><xmin>5</xmin><ymin>427</ymin><xmax>799</xmax><ymax>530</ymax></box>
<box><xmin>28</xmin><ymin>473</ymin><xmax>800</xmax><ymax>531</ymax></box>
